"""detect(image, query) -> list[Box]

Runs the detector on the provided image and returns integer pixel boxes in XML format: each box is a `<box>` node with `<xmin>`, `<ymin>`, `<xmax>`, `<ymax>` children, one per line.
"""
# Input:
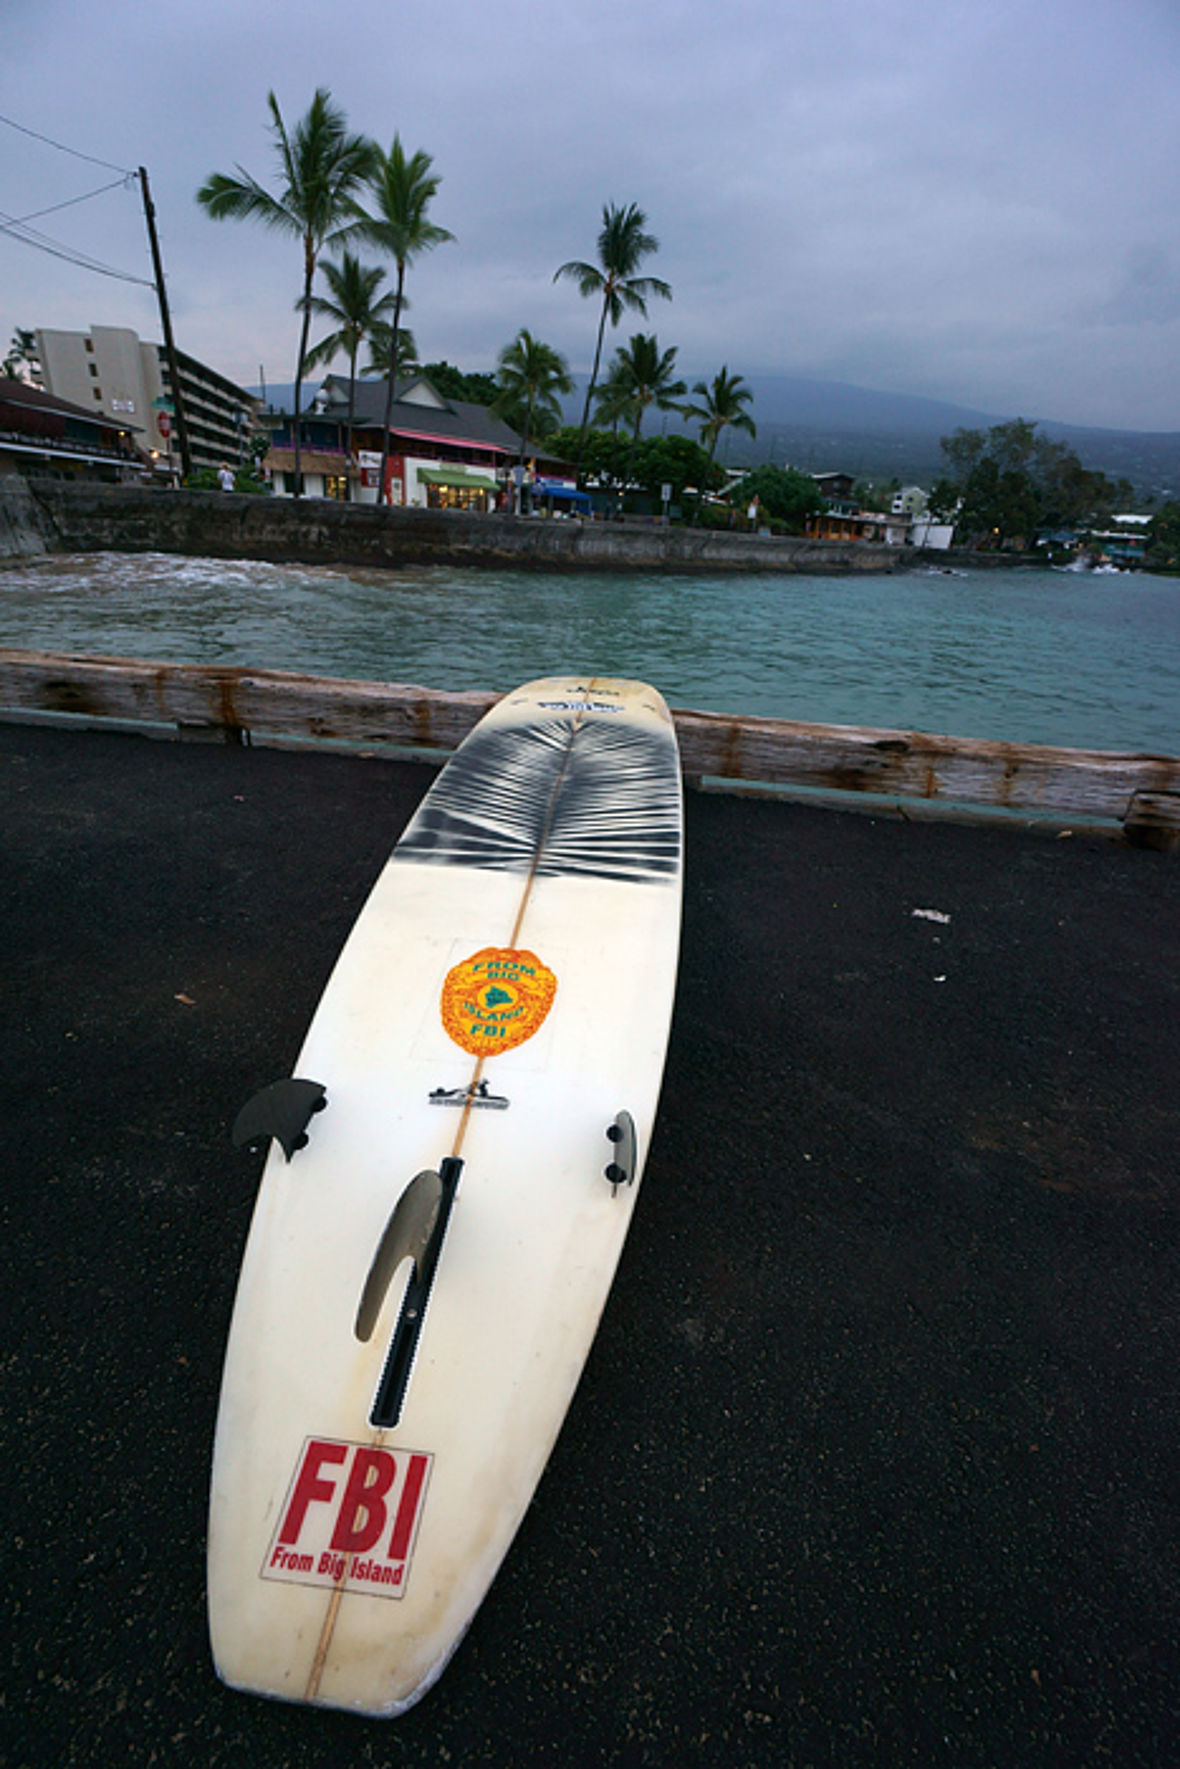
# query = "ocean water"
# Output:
<box><xmin>1</xmin><ymin>552</ymin><xmax>1178</xmax><ymax>754</ymax></box>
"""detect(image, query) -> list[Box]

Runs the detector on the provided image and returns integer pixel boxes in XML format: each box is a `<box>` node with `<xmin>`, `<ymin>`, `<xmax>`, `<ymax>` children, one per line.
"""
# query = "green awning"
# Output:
<box><xmin>417</xmin><ymin>466</ymin><xmax>495</xmax><ymax>489</ymax></box>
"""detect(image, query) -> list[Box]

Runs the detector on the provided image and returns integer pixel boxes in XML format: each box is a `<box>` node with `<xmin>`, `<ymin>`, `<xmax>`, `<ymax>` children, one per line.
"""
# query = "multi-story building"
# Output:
<box><xmin>35</xmin><ymin>324</ymin><xmax>261</xmax><ymax>479</ymax></box>
<box><xmin>263</xmin><ymin>372</ymin><xmax>525</xmax><ymax>506</ymax></box>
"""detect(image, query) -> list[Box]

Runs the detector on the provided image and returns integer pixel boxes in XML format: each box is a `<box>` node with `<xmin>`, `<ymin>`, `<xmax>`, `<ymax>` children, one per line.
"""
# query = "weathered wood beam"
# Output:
<box><xmin>0</xmin><ymin>648</ymin><xmax>497</xmax><ymax>750</ymax></box>
<box><xmin>1</xmin><ymin>647</ymin><xmax>1177</xmax><ymax>826</ymax></box>
<box><xmin>671</xmin><ymin>706</ymin><xmax>1180</xmax><ymax>821</ymax></box>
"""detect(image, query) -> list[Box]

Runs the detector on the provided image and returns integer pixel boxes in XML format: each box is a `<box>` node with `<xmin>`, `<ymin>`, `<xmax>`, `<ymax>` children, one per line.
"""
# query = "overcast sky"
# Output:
<box><xmin>3</xmin><ymin>0</ymin><xmax>1178</xmax><ymax>431</ymax></box>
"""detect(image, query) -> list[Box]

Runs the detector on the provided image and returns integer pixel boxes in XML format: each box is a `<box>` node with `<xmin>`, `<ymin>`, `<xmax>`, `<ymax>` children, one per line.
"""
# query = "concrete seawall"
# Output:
<box><xmin>0</xmin><ymin>473</ymin><xmax>56</xmax><ymax>556</ymax></box>
<box><xmin>2</xmin><ymin>475</ymin><xmax>896</xmax><ymax>572</ymax></box>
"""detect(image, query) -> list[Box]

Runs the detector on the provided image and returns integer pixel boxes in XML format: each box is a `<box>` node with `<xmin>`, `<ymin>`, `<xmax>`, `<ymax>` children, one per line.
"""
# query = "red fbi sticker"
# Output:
<box><xmin>262</xmin><ymin>1437</ymin><xmax>432</xmax><ymax>1601</ymax></box>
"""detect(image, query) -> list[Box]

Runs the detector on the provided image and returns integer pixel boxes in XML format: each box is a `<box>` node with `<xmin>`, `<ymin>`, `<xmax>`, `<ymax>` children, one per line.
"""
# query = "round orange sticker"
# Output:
<box><xmin>440</xmin><ymin>948</ymin><xmax>557</xmax><ymax>1056</ymax></box>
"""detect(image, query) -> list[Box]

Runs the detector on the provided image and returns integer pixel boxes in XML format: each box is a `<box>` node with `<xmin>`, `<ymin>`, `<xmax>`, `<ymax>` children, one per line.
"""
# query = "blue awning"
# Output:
<box><xmin>534</xmin><ymin>479</ymin><xmax>591</xmax><ymax>506</ymax></box>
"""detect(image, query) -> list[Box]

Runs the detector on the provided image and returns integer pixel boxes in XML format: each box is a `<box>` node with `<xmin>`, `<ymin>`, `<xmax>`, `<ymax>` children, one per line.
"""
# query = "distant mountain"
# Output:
<box><xmin>743</xmin><ymin>373</ymin><xmax>1001</xmax><ymax>436</ymax></box>
<box><xmin>247</xmin><ymin>382</ymin><xmax>317</xmax><ymax>413</ymax></box>
<box><xmin>560</xmin><ymin>371</ymin><xmax>1180</xmax><ymax>500</ymax></box>
<box><xmin>718</xmin><ymin>375</ymin><xmax>1180</xmax><ymax>501</ymax></box>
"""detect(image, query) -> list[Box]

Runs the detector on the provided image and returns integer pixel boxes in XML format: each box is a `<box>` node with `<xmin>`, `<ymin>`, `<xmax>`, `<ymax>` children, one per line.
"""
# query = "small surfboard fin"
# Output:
<box><xmin>231</xmin><ymin>1078</ymin><xmax>327</xmax><ymax>1162</ymax></box>
<box><xmin>369</xmin><ymin>1157</ymin><xmax>463</xmax><ymax>1429</ymax></box>
<box><xmin>604</xmin><ymin>1110</ymin><xmax>638</xmax><ymax>1194</ymax></box>
<box><xmin>355</xmin><ymin>1168</ymin><xmax>445</xmax><ymax>1343</ymax></box>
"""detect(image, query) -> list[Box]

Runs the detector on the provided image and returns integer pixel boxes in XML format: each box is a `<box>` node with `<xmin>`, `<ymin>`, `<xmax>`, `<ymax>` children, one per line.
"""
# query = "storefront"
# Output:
<box><xmin>416</xmin><ymin>464</ymin><xmax>498</xmax><ymax>511</ymax></box>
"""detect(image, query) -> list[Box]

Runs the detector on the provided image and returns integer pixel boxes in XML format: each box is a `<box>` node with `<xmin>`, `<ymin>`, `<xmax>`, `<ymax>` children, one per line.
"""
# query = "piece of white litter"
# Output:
<box><xmin>934</xmin><ymin>975</ymin><xmax>947</xmax><ymax>983</ymax></box>
<box><xmin>912</xmin><ymin>908</ymin><xmax>951</xmax><ymax>924</ymax></box>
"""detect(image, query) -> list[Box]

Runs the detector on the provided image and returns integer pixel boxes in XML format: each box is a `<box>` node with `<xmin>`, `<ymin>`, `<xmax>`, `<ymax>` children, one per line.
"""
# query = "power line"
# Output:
<box><xmin>0</xmin><ymin>137</ymin><xmax>151</xmax><ymax>289</ymax></box>
<box><xmin>10</xmin><ymin>175</ymin><xmax>138</xmax><ymax>227</ymax></box>
<box><xmin>0</xmin><ymin>208</ymin><xmax>154</xmax><ymax>287</ymax></box>
<box><xmin>0</xmin><ymin>110</ymin><xmax>134</xmax><ymax>176</ymax></box>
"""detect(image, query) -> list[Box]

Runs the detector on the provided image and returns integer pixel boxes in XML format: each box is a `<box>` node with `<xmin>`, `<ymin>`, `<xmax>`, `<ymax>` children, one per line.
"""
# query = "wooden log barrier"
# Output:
<box><xmin>0</xmin><ymin>648</ymin><xmax>497</xmax><ymax>751</ymax></box>
<box><xmin>1</xmin><ymin>647</ymin><xmax>1178</xmax><ymax>832</ymax></box>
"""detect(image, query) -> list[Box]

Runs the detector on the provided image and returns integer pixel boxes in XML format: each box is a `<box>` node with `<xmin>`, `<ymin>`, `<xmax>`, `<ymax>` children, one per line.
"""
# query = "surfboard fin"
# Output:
<box><xmin>355</xmin><ymin>1168</ymin><xmax>445</xmax><ymax>1343</ymax></box>
<box><xmin>231</xmin><ymin>1078</ymin><xmax>327</xmax><ymax>1162</ymax></box>
<box><xmin>605</xmin><ymin>1110</ymin><xmax>638</xmax><ymax>1194</ymax></box>
<box><xmin>369</xmin><ymin>1157</ymin><xmax>463</xmax><ymax>1428</ymax></box>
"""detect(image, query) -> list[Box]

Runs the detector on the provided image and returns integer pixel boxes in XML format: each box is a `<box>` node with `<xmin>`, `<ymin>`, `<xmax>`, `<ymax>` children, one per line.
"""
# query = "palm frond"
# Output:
<box><xmin>196</xmin><ymin>171</ymin><xmax>299</xmax><ymax>233</ymax></box>
<box><xmin>553</xmin><ymin>260</ymin><xmax>603</xmax><ymax>298</ymax></box>
<box><xmin>627</xmin><ymin>275</ymin><xmax>673</xmax><ymax>304</ymax></box>
<box><xmin>356</xmin><ymin>135</ymin><xmax>455</xmax><ymax>265</ymax></box>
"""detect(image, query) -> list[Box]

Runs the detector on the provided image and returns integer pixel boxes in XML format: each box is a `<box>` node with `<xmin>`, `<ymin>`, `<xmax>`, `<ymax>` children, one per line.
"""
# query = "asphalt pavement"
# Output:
<box><xmin>3</xmin><ymin>720</ymin><xmax>1178</xmax><ymax>1768</ymax></box>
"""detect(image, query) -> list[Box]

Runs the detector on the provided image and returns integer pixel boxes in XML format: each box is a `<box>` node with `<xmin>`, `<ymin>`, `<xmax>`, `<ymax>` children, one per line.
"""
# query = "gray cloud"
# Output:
<box><xmin>1098</xmin><ymin>247</ymin><xmax>1180</xmax><ymax>327</ymax></box>
<box><xmin>3</xmin><ymin>0</ymin><xmax>1178</xmax><ymax>430</ymax></box>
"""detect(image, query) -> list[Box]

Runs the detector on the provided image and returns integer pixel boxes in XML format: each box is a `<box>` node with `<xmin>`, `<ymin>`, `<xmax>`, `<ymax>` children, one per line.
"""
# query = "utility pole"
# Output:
<box><xmin>138</xmin><ymin>166</ymin><xmax>193</xmax><ymax>482</ymax></box>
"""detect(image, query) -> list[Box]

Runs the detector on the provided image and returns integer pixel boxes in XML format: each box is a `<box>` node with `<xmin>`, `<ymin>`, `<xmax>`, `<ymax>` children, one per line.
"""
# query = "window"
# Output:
<box><xmin>426</xmin><ymin>483</ymin><xmax>490</xmax><ymax>513</ymax></box>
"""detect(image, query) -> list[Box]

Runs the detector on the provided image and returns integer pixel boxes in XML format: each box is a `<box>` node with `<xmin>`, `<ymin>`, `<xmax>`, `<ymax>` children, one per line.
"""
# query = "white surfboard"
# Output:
<box><xmin>208</xmin><ymin>676</ymin><xmax>683</xmax><ymax>1716</ymax></box>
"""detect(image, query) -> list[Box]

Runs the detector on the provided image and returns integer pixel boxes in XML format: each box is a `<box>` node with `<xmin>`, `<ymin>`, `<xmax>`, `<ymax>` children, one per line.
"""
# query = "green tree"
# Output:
<box><xmin>544</xmin><ymin>423</ymin><xmax>629</xmax><ymax>491</ymax></box>
<box><xmin>938</xmin><ymin>418</ymin><xmax>1132</xmax><ymax>547</ymax></box>
<box><xmin>360</xmin><ymin>323</ymin><xmax>418</xmax><ymax>378</ymax></box>
<box><xmin>1147</xmin><ymin>502</ymin><xmax>1180</xmax><ymax>572</ymax></box>
<box><xmin>421</xmin><ymin>361</ymin><xmax>499</xmax><ymax>405</ymax></box>
<box><xmin>354</xmin><ymin>136</ymin><xmax>454</xmax><ymax>504</ymax></box>
<box><xmin>493</xmin><ymin>330</ymin><xmax>574</xmax><ymax>466</ymax></box>
<box><xmin>302</xmin><ymin>250</ymin><xmax>398</xmax><ymax>486</ymax></box>
<box><xmin>608</xmin><ymin>333</ymin><xmax>686</xmax><ymax>502</ymax></box>
<box><xmin>680</xmin><ymin>366</ymin><xmax>756</xmax><ymax>522</ymax></box>
<box><xmin>554</xmin><ymin>202</ymin><xmax>671</xmax><ymax>475</ymax></box>
<box><xmin>733</xmin><ymin>465</ymin><xmax>824</xmax><ymax>532</ymax></box>
<box><xmin>185</xmin><ymin>464</ymin><xmax>269</xmax><ymax>495</ymax></box>
<box><xmin>852</xmin><ymin>478</ymin><xmax>900</xmax><ymax>513</ymax></box>
<box><xmin>196</xmin><ymin>89</ymin><xmax>378</xmax><ymax>496</ymax></box>
<box><xmin>3</xmin><ymin>327</ymin><xmax>40</xmax><ymax>382</ymax></box>
<box><xmin>591</xmin><ymin>355</ymin><xmax>636</xmax><ymax>437</ymax></box>
<box><xmin>927</xmin><ymin>478</ymin><xmax>962</xmax><ymax>521</ymax></box>
<box><xmin>631</xmin><ymin>433</ymin><xmax>714</xmax><ymax>505</ymax></box>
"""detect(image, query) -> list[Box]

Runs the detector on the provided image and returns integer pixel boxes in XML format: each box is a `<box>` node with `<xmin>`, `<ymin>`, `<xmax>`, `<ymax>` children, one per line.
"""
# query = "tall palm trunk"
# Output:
<box><xmin>517</xmin><ymin>389</ymin><xmax>538</xmax><ymax>514</ymax></box>
<box><xmin>345</xmin><ymin>339</ymin><xmax>359</xmax><ymax>500</ymax></box>
<box><xmin>575</xmin><ymin>298</ymin><xmax>611</xmax><ymax>478</ymax></box>
<box><xmin>293</xmin><ymin>239</ymin><xmax>316</xmax><ymax>498</ymax></box>
<box><xmin>621</xmin><ymin>406</ymin><xmax>649</xmax><ymax>516</ymax></box>
<box><xmin>378</xmin><ymin>262</ymin><xmax>407</xmax><ymax>506</ymax></box>
<box><xmin>693</xmin><ymin>433</ymin><xmax>720</xmax><ymax>525</ymax></box>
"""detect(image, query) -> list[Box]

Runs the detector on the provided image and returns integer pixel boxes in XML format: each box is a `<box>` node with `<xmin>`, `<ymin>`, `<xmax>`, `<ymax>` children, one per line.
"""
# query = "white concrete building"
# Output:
<box><xmin>36</xmin><ymin>325</ymin><xmax>260</xmax><ymax>478</ymax></box>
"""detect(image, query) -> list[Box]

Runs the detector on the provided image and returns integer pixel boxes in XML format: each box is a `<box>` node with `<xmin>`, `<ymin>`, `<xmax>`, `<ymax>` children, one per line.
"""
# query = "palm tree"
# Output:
<box><xmin>360</xmin><ymin>322</ymin><xmax>419</xmax><ymax>379</ymax></box>
<box><xmin>592</xmin><ymin>359</ymin><xmax>634</xmax><ymax>434</ymax></box>
<box><xmin>680</xmin><ymin>367</ymin><xmax>757</xmax><ymax>522</ymax></box>
<box><xmin>3</xmin><ymin>327</ymin><xmax>40</xmax><ymax>383</ymax></box>
<box><xmin>493</xmin><ymin>330</ymin><xmax>574</xmax><ymax>473</ymax></box>
<box><xmin>302</xmin><ymin>251</ymin><xmax>398</xmax><ymax>492</ymax></box>
<box><xmin>610</xmin><ymin>333</ymin><xmax>686</xmax><ymax>507</ymax></box>
<box><xmin>353</xmin><ymin>137</ymin><xmax>454</xmax><ymax>505</ymax></box>
<box><xmin>196</xmin><ymin>89</ymin><xmax>378</xmax><ymax>497</ymax></box>
<box><xmin>554</xmin><ymin>202</ymin><xmax>671</xmax><ymax>476</ymax></box>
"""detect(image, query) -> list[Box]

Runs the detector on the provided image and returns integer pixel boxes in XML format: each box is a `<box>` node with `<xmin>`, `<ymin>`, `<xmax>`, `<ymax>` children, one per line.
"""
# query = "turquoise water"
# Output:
<box><xmin>1</xmin><ymin>552</ymin><xmax>1177</xmax><ymax>753</ymax></box>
